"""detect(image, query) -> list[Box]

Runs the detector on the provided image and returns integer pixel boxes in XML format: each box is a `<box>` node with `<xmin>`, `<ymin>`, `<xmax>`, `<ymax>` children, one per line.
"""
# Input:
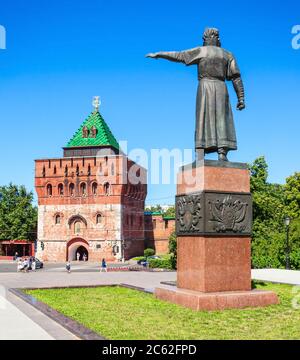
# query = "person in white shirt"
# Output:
<box><xmin>17</xmin><ymin>259</ymin><xmax>23</xmax><ymax>272</ymax></box>
<box><xmin>23</xmin><ymin>258</ymin><xmax>29</xmax><ymax>273</ymax></box>
<box><xmin>31</xmin><ymin>259</ymin><xmax>36</xmax><ymax>272</ymax></box>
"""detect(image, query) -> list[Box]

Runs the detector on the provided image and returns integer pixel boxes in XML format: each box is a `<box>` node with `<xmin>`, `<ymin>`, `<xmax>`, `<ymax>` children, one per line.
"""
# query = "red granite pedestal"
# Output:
<box><xmin>155</xmin><ymin>160</ymin><xmax>279</xmax><ymax>311</ymax></box>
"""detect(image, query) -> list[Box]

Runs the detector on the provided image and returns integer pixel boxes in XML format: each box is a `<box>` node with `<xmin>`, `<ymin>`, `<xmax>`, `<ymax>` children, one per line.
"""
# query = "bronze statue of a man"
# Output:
<box><xmin>147</xmin><ymin>28</ymin><xmax>245</xmax><ymax>161</ymax></box>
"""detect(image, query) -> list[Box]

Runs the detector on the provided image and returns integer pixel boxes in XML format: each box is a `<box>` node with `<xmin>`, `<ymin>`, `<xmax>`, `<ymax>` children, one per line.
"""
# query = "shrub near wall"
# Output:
<box><xmin>148</xmin><ymin>256</ymin><xmax>173</xmax><ymax>270</ymax></box>
<box><xmin>144</xmin><ymin>248</ymin><xmax>155</xmax><ymax>258</ymax></box>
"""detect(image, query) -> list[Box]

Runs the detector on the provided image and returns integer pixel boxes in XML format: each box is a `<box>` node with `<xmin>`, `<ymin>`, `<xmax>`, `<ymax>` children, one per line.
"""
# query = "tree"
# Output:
<box><xmin>145</xmin><ymin>205</ymin><xmax>163</xmax><ymax>213</ymax></box>
<box><xmin>249</xmin><ymin>157</ymin><xmax>286</xmax><ymax>268</ymax></box>
<box><xmin>285</xmin><ymin>172</ymin><xmax>300</xmax><ymax>219</ymax></box>
<box><xmin>0</xmin><ymin>184</ymin><xmax>37</xmax><ymax>241</ymax></box>
<box><xmin>250</xmin><ymin>156</ymin><xmax>268</xmax><ymax>192</ymax></box>
<box><xmin>168</xmin><ymin>231</ymin><xmax>177</xmax><ymax>269</ymax></box>
<box><xmin>289</xmin><ymin>219</ymin><xmax>300</xmax><ymax>268</ymax></box>
<box><xmin>249</xmin><ymin>157</ymin><xmax>300</xmax><ymax>269</ymax></box>
<box><xmin>164</xmin><ymin>206</ymin><xmax>175</xmax><ymax>218</ymax></box>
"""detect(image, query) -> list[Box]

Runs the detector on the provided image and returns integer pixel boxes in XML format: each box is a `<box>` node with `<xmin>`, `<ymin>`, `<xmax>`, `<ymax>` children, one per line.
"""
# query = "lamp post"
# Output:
<box><xmin>284</xmin><ymin>216</ymin><xmax>291</xmax><ymax>270</ymax></box>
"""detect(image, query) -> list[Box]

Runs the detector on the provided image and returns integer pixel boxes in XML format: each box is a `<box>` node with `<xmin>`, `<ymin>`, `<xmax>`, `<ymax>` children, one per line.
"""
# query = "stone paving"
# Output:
<box><xmin>0</xmin><ymin>289</ymin><xmax>53</xmax><ymax>340</ymax></box>
<box><xmin>0</xmin><ymin>268</ymin><xmax>177</xmax><ymax>291</ymax></box>
<box><xmin>251</xmin><ymin>269</ymin><xmax>300</xmax><ymax>286</ymax></box>
<box><xmin>0</xmin><ymin>263</ymin><xmax>176</xmax><ymax>340</ymax></box>
<box><xmin>1</xmin><ymin>262</ymin><xmax>300</xmax><ymax>340</ymax></box>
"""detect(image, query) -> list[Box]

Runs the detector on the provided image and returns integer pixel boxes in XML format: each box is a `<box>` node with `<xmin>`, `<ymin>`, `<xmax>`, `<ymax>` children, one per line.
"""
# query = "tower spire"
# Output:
<box><xmin>92</xmin><ymin>96</ymin><xmax>101</xmax><ymax>112</ymax></box>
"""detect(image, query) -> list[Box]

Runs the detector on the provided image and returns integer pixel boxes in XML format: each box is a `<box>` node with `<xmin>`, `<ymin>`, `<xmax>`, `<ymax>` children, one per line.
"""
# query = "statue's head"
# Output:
<box><xmin>203</xmin><ymin>28</ymin><xmax>221</xmax><ymax>47</ymax></box>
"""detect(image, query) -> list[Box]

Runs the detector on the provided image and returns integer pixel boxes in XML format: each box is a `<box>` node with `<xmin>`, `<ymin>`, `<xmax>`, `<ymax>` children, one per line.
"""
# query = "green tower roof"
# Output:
<box><xmin>66</xmin><ymin>109</ymin><xmax>119</xmax><ymax>150</ymax></box>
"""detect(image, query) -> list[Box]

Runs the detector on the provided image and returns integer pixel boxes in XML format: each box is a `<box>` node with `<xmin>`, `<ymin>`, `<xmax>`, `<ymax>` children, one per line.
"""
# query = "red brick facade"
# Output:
<box><xmin>144</xmin><ymin>213</ymin><xmax>175</xmax><ymax>254</ymax></box>
<box><xmin>35</xmin><ymin>131</ymin><xmax>147</xmax><ymax>262</ymax></box>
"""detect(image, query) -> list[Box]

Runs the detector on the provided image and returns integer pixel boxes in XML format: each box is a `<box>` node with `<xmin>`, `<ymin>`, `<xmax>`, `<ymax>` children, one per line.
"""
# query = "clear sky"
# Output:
<box><xmin>0</xmin><ymin>0</ymin><xmax>299</xmax><ymax>205</ymax></box>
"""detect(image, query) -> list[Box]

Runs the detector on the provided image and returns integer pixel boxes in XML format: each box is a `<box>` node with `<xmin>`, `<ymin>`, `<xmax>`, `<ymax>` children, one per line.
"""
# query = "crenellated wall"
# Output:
<box><xmin>144</xmin><ymin>213</ymin><xmax>176</xmax><ymax>254</ymax></box>
<box><xmin>35</xmin><ymin>153</ymin><xmax>147</xmax><ymax>262</ymax></box>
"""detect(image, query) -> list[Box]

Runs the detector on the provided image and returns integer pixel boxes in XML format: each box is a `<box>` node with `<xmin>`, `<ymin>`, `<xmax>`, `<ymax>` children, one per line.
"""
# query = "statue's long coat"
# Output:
<box><xmin>159</xmin><ymin>46</ymin><xmax>241</xmax><ymax>152</ymax></box>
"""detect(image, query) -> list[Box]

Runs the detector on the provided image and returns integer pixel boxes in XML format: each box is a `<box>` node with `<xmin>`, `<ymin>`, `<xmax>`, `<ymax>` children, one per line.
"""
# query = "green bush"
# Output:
<box><xmin>144</xmin><ymin>248</ymin><xmax>155</xmax><ymax>258</ymax></box>
<box><xmin>168</xmin><ymin>231</ymin><xmax>177</xmax><ymax>270</ymax></box>
<box><xmin>131</xmin><ymin>256</ymin><xmax>145</xmax><ymax>261</ymax></box>
<box><xmin>148</xmin><ymin>257</ymin><xmax>173</xmax><ymax>269</ymax></box>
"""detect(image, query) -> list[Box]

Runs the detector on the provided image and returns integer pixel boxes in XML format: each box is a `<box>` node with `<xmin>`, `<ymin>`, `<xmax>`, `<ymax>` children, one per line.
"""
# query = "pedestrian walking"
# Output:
<box><xmin>66</xmin><ymin>261</ymin><xmax>71</xmax><ymax>273</ymax></box>
<box><xmin>28</xmin><ymin>257</ymin><xmax>33</xmax><ymax>270</ymax></box>
<box><xmin>23</xmin><ymin>258</ymin><xmax>29</xmax><ymax>273</ymax></box>
<box><xmin>31</xmin><ymin>258</ymin><xmax>36</xmax><ymax>272</ymax></box>
<box><xmin>17</xmin><ymin>258</ymin><xmax>23</xmax><ymax>272</ymax></box>
<box><xmin>76</xmin><ymin>252</ymin><xmax>80</xmax><ymax>261</ymax></box>
<box><xmin>101</xmin><ymin>258</ymin><xmax>107</xmax><ymax>272</ymax></box>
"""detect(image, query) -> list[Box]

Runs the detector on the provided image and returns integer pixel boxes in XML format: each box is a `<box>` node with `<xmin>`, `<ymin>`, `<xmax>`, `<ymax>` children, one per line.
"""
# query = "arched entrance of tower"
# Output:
<box><xmin>67</xmin><ymin>238</ymin><xmax>89</xmax><ymax>261</ymax></box>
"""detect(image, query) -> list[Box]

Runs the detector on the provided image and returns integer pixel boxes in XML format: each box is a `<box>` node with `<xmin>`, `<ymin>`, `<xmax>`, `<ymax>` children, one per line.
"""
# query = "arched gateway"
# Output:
<box><xmin>67</xmin><ymin>238</ymin><xmax>89</xmax><ymax>261</ymax></box>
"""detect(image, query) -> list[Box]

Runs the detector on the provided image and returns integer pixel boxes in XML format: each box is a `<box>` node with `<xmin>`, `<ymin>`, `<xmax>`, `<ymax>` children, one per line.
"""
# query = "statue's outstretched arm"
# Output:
<box><xmin>232</xmin><ymin>76</ymin><xmax>245</xmax><ymax>111</ymax></box>
<box><xmin>146</xmin><ymin>48</ymin><xmax>200</xmax><ymax>65</ymax></box>
<box><xmin>146</xmin><ymin>51</ymin><xmax>186</xmax><ymax>63</ymax></box>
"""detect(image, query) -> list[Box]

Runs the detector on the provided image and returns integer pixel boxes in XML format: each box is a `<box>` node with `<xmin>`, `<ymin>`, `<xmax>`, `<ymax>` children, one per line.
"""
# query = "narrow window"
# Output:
<box><xmin>53</xmin><ymin>165</ymin><xmax>57</xmax><ymax>175</ymax></box>
<box><xmin>96</xmin><ymin>213</ymin><xmax>102</xmax><ymax>224</ymax></box>
<box><xmin>92</xmin><ymin>182</ymin><xmax>98</xmax><ymax>195</ymax></box>
<box><xmin>69</xmin><ymin>183</ymin><xmax>75</xmax><ymax>197</ymax></box>
<box><xmin>87</xmin><ymin>164</ymin><xmax>91</xmax><ymax>176</ymax></box>
<box><xmin>46</xmin><ymin>184</ymin><xmax>52</xmax><ymax>197</ymax></box>
<box><xmin>64</xmin><ymin>165</ymin><xmax>68</xmax><ymax>177</ymax></box>
<box><xmin>76</xmin><ymin>164</ymin><xmax>79</xmax><ymax>176</ymax></box>
<box><xmin>80</xmin><ymin>183</ymin><xmax>87</xmax><ymax>196</ymax></box>
<box><xmin>42</xmin><ymin>166</ymin><xmax>46</xmax><ymax>177</ymax></box>
<box><xmin>90</xmin><ymin>126</ymin><xmax>97</xmax><ymax>138</ymax></box>
<box><xmin>74</xmin><ymin>221</ymin><xmax>81</xmax><ymax>234</ymax></box>
<box><xmin>104</xmin><ymin>182</ymin><xmax>110</xmax><ymax>196</ymax></box>
<box><xmin>55</xmin><ymin>215</ymin><xmax>61</xmax><ymax>225</ymax></box>
<box><xmin>82</xmin><ymin>126</ymin><xmax>89</xmax><ymax>138</ymax></box>
<box><xmin>58</xmin><ymin>183</ymin><xmax>64</xmax><ymax>196</ymax></box>
<box><xmin>165</xmin><ymin>220</ymin><xmax>169</xmax><ymax>229</ymax></box>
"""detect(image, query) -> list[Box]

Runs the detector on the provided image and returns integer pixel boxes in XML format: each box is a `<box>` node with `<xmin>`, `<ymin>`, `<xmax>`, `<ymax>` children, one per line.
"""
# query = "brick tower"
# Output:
<box><xmin>35</xmin><ymin>97</ymin><xmax>147</xmax><ymax>262</ymax></box>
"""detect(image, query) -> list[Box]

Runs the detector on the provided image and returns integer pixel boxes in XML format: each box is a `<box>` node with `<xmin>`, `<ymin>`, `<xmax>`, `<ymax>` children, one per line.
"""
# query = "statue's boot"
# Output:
<box><xmin>218</xmin><ymin>147</ymin><xmax>228</xmax><ymax>161</ymax></box>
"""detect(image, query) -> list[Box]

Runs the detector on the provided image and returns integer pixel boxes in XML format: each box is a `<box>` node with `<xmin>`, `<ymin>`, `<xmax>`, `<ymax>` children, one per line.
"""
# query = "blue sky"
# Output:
<box><xmin>0</xmin><ymin>0</ymin><xmax>299</xmax><ymax>205</ymax></box>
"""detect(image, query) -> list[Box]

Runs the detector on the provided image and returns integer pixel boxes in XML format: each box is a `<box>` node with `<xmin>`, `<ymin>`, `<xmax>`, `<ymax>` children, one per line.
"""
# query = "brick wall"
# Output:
<box><xmin>35</xmin><ymin>153</ymin><xmax>147</xmax><ymax>261</ymax></box>
<box><xmin>144</xmin><ymin>214</ymin><xmax>175</xmax><ymax>255</ymax></box>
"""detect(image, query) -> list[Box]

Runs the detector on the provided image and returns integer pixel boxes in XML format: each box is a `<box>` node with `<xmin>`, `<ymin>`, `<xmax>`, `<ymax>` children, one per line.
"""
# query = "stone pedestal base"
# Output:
<box><xmin>155</xmin><ymin>287</ymin><xmax>279</xmax><ymax>311</ymax></box>
<box><xmin>164</xmin><ymin>160</ymin><xmax>280</xmax><ymax>311</ymax></box>
<box><xmin>177</xmin><ymin>236</ymin><xmax>252</xmax><ymax>292</ymax></box>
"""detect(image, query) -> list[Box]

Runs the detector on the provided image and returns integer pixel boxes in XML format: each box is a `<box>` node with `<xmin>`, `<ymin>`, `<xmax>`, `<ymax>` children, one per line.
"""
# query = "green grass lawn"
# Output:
<box><xmin>26</xmin><ymin>283</ymin><xmax>300</xmax><ymax>340</ymax></box>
